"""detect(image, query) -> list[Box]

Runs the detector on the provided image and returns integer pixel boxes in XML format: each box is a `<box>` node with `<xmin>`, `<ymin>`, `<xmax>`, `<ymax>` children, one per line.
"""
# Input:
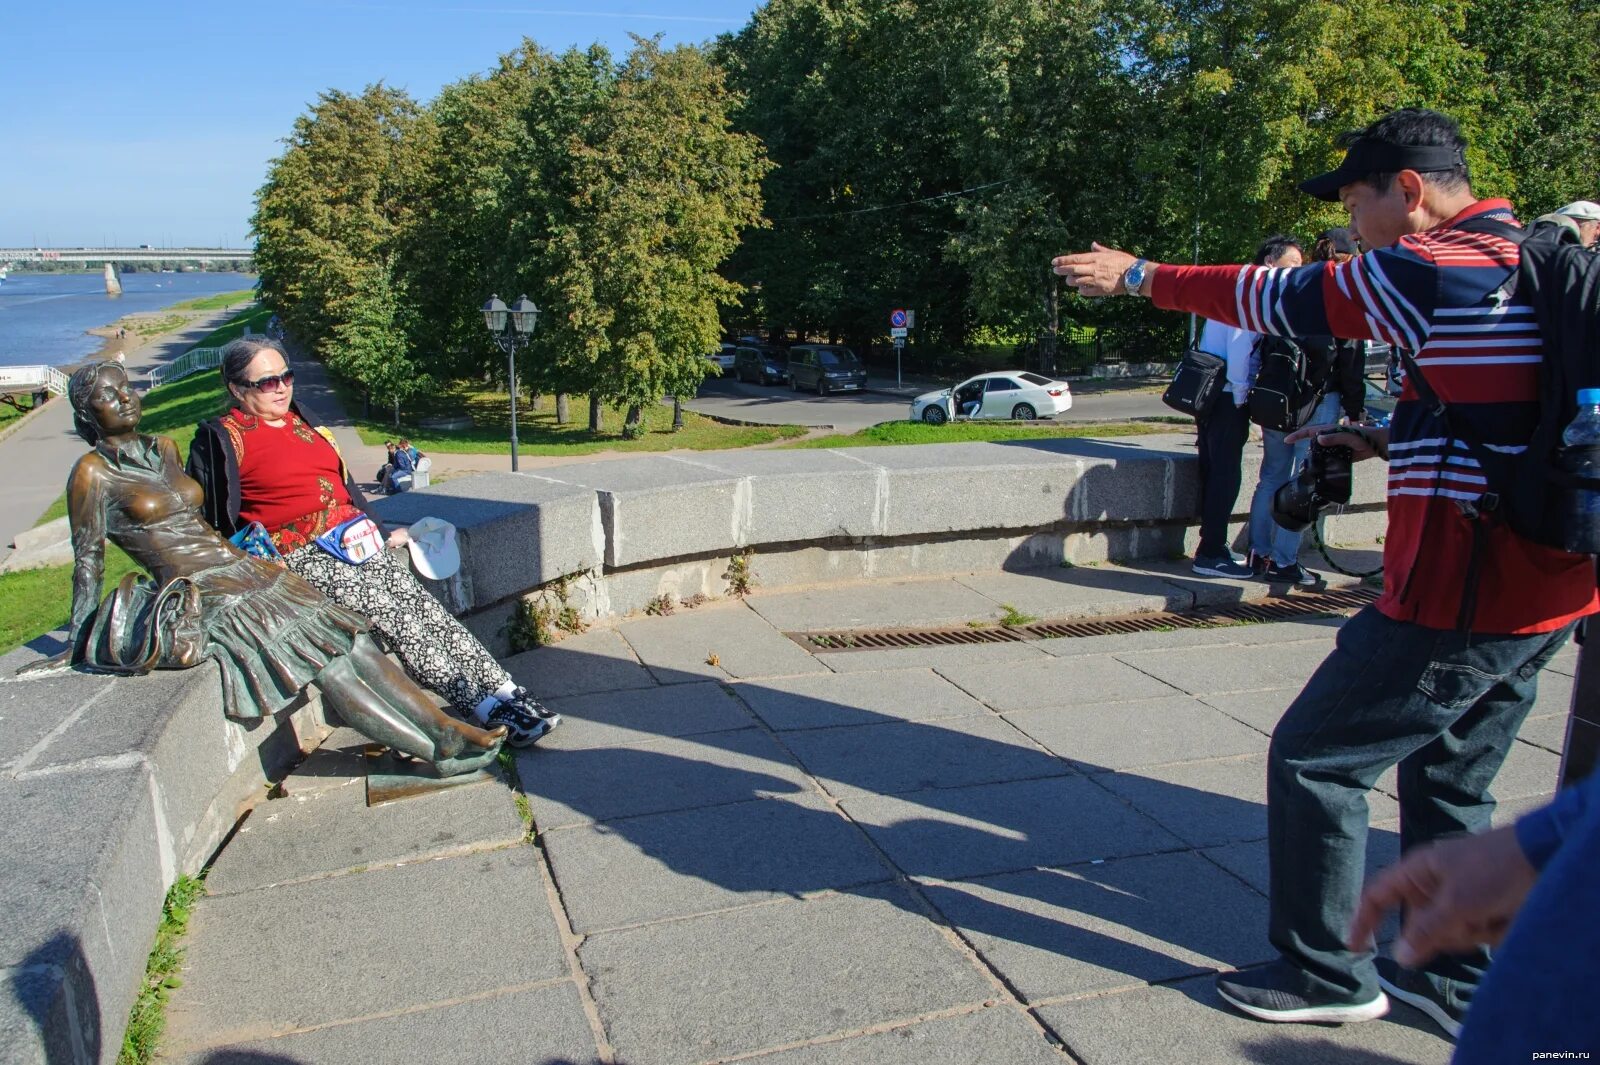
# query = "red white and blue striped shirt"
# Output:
<box><xmin>1152</xmin><ymin>199</ymin><xmax>1597</xmax><ymax>633</ymax></box>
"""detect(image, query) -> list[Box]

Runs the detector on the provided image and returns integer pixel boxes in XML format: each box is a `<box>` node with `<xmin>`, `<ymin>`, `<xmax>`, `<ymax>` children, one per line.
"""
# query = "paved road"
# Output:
<box><xmin>688</xmin><ymin>373</ymin><xmax>1178</xmax><ymax>431</ymax></box>
<box><xmin>154</xmin><ymin>565</ymin><xmax>1531</xmax><ymax>1063</ymax></box>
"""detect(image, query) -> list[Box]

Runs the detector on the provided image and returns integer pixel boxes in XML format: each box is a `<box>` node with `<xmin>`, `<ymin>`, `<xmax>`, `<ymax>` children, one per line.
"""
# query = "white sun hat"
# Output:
<box><xmin>1556</xmin><ymin>200</ymin><xmax>1600</xmax><ymax>221</ymax></box>
<box><xmin>406</xmin><ymin>516</ymin><xmax>461</xmax><ymax>581</ymax></box>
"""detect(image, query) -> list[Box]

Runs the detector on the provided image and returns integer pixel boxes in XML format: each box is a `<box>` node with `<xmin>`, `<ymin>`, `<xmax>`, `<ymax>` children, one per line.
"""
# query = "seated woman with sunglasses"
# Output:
<box><xmin>186</xmin><ymin>338</ymin><xmax>559</xmax><ymax>748</ymax></box>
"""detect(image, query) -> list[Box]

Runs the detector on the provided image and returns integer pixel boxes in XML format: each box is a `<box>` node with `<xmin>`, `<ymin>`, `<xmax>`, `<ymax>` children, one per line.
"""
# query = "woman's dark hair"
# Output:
<box><xmin>220</xmin><ymin>336</ymin><xmax>289</xmax><ymax>389</ymax></box>
<box><xmin>1253</xmin><ymin>234</ymin><xmax>1304</xmax><ymax>266</ymax></box>
<box><xmin>68</xmin><ymin>362</ymin><xmax>126</xmax><ymax>444</ymax></box>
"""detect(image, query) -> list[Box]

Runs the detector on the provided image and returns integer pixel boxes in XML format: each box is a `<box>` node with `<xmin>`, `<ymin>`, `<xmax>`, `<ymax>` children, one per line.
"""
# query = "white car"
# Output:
<box><xmin>910</xmin><ymin>371</ymin><xmax>1072</xmax><ymax>424</ymax></box>
<box><xmin>706</xmin><ymin>343</ymin><xmax>737</xmax><ymax>371</ymax></box>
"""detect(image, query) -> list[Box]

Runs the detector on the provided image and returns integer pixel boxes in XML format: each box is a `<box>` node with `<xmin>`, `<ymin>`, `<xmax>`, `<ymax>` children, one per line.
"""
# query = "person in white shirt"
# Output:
<box><xmin>1191</xmin><ymin>235</ymin><xmax>1304</xmax><ymax>577</ymax></box>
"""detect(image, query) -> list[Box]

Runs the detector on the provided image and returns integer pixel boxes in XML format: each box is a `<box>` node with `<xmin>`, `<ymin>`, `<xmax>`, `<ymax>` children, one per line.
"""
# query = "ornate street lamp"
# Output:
<box><xmin>482</xmin><ymin>293</ymin><xmax>539</xmax><ymax>471</ymax></box>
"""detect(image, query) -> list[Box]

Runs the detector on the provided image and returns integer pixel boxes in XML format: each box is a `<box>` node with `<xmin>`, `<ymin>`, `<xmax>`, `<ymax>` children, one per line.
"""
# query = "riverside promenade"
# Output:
<box><xmin>150</xmin><ymin>569</ymin><xmax>1571</xmax><ymax>1064</ymax></box>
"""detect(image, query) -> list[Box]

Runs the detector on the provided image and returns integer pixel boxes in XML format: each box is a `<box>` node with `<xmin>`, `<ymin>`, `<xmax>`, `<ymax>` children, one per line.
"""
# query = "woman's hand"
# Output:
<box><xmin>1285</xmin><ymin>422</ymin><xmax>1388</xmax><ymax>462</ymax></box>
<box><xmin>386</xmin><ymin>527</ymin><xmax>411</xmax><ymax>549</ymax></box>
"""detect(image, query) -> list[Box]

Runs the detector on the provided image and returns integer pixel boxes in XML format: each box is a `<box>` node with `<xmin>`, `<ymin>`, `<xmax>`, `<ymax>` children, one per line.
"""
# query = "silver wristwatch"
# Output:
<box><xmin>1122</xmin><ymin>258</ymin><xmax>1151</xmax><ymax>297</ymax></box>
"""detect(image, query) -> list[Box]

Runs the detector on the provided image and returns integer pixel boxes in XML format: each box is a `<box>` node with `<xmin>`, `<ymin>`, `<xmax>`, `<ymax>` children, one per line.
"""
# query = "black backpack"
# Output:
<box><xmin>1248</xmin><ymin>334</ymin><xmax>1326</xmax><ymax>431</ymax></box>
<box><xmin>1398</xmin><ymin>215</ymin><xmax>1600</xmax><ymax>627</ymax></box>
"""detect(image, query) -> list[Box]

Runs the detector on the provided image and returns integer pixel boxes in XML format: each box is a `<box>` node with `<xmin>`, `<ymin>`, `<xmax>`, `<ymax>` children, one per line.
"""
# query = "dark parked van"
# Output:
<box><xmin>787</xmin><ymin>344</ymin><xmax>867</xmax><ymax>395</ymax></box>
<box><xmin>733</xmin><ymin>343</ymin><xmax>788</xmax><ymax>384</ymax></box>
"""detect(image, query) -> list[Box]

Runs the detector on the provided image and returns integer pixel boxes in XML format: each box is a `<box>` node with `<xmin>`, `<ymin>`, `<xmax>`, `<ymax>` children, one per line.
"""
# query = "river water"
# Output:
<box><xmin>0</xmin><ymin>271</ymin><xmax>257</xmax><ymax>367</ymax></box>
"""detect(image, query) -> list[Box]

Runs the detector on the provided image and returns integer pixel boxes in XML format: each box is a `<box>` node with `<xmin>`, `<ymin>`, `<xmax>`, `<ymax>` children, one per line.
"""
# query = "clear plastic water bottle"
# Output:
<box><xmin>1560</xmin><ymin>388</ymin><xmax>1600</xmax><ymax>553</ymax></box>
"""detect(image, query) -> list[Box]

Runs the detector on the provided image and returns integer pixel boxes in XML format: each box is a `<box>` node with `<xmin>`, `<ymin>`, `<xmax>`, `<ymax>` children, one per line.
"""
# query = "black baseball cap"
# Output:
<box><xmin>1318</xmin><ymin>227</ymin><xmax>1359</xmax><ymax>254</ymax></box>
<box><xmin>1299</xmin><ymin>139</ymin><xmax>1468</xmax><ymax>202</ymax></box>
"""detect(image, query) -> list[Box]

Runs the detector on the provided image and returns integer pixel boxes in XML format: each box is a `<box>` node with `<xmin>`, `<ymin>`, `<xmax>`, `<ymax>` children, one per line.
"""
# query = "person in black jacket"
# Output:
<box><xmin>1245</xmin><ymin>230</ymin><xmax>1367</xmax><ymax>587</ymax></box>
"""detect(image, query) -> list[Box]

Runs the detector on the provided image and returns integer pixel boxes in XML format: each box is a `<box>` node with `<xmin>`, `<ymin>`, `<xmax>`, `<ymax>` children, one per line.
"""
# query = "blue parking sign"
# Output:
<box><xmin>889</xmin><ymin>308</ymin><xmax>907</xmax><ymax>328</ymax></box>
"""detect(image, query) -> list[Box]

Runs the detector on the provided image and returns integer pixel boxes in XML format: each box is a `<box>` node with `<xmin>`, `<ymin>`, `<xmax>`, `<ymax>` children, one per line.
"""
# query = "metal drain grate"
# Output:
<box><xmin>792</xmin><ymin>585</ymin><xmax>1379</xmax><ymax>652</ymax></box>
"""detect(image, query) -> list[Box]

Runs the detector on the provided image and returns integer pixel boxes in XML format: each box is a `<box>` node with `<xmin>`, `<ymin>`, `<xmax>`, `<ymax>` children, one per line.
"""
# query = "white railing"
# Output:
<box><xmin>0</xmin><ymin>364</ymin><xmax>69</xmax><ymax>396</ymax></box>
<box><xmin>149</xmin><ymin>346</ymin><xmax>224</xmax><ymax>389</ymax></box>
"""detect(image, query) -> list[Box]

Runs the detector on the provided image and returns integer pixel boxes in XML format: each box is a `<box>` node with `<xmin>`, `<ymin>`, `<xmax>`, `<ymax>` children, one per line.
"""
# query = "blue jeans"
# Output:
<box><xmin>1249</xmin><ymin>393</ymin><xmax>1341</xmax><ymax>567</ymax></box>
<box><xmin>1455</xmin><ymin>779</ymin><xmax>1600</xmax><ymax>1062</ymax></box>
<box><xmin>1266</xmin><ymin>606</ymin><xmax>1572</xmax><ymax>1005</ymax></box>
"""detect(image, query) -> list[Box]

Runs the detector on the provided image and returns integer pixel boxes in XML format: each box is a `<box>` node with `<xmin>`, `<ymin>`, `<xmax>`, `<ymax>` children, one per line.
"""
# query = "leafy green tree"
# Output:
<box><xmin>546</xmin><ymin>37</ymin><xmax>769</xmax><ymax>437</ymax></box>
<box><xmin>329</xmin><ymin>263</ymin><xmax>424</xmax><ymax>427</ymax></box>
<box><xmin>252</xmin><ymin>84</ymin><xmax>433</xmax><ymax>398</ymax></box>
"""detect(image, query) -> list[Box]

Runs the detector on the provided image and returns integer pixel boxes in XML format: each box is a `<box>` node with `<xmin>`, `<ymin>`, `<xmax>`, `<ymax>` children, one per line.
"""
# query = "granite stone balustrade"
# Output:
<box><xmin>0</xmin><ymin>647</ymin><xmax>329</xmax><ymax>1065</ymax></box>
<box><xmin>370</xmin><ymin>434</ymin><xmax>1388</xmax><ymax>651</ymax></box>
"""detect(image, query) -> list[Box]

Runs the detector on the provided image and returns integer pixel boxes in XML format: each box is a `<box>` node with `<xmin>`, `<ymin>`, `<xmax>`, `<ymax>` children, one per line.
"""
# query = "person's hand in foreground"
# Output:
<box><xmin>1285</xmin><ymin>421</ymin><xmax>1390</xmax><ymax>463</ymax></box>
<box><xmin>386</xmin><ymin>527</ymin><xmax>410</xmax><ymax>549</ymax></box>
<box><xmin>1348</xmin><ymin>825</ymin><xmax>1539</xmax><ymax>967</ymax></box>
<box><xmin>1051</xmin><ymin>243</ymin><xmax>1142</xmax><ymax>297</ymax></box>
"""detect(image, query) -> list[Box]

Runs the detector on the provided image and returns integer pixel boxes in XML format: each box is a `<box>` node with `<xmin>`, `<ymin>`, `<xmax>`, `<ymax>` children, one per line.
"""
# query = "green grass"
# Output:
<box><xmin>167</xmin><ymin>289</ymin><xmax>256</xmax><ymax>313</ymax></box>
<box><xmin>0</xmin><ymin>397</ymin><xmax>41</xmax><ymax>432</ymax></box>
<box><xmin>3</xmin><ymin>373</ymin><xmax>230</xmax><ymax>656</ymax></box>
<box><xmin>785</xmin><ymin>419</ymin><xmax>1183</xmax><ymax>449</ymax></box>
<box><xmin>125</xmin><ymin>314</ymin><xmax>190</xmax><ymax>337</ymax></box>
<box><xmin>118</xmin><ymin>874</ymin><xmax>205</xmax><ymax>1065</ymax></box>
<box><xmin>999</xmin><ymin>603</ymin><xmax>1037</xmax><ymax>627</ymax></box>
<box><xmin>191</xmin><ymin>306</ymin><xmax>272</xmax><ymax>349</ymax></box>
<box><xmin>339</xmin><ymin>381</ymin><xmax>807</xmax><ymax>455</ymax></box>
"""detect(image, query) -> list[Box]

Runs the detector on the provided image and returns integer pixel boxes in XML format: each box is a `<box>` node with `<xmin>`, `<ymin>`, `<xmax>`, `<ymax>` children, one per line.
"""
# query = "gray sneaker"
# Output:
<box><xmin>1375</xmin><ymin>957</ymin><xmax>1465</xmax><ymax>1039</ymax></box>
<box><xmin>1216</xmin><ymin>960</ymin><xmax>1389</xmax><ymax>1025</ymax></box>
<box><xmin>1193</xmin><ymin>555</ymin><xmax>1256</xmax><ymax>578</ymax></box>
<box><xmin>486</xmin><ymin>701</ymin><xmax>557</xmax><ymax>749</ymax></box>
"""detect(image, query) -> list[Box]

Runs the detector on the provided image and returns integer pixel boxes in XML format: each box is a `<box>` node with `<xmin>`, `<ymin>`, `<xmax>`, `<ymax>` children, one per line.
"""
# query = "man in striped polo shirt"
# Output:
<box><xmin>1054</xmin><ymin>108</ymin><xmax>1598</xmax><ymax>1036</ymax></box>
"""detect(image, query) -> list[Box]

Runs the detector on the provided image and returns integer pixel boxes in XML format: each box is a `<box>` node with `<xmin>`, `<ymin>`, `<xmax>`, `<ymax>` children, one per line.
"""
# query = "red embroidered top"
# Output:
<box><xmin>225</xmin><ymin>409</ymin><xmax>362</xmax><ymax>553</ymax></box>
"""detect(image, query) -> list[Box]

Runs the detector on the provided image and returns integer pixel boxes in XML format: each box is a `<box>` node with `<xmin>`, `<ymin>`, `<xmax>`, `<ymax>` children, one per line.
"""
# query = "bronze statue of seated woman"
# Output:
<box><xmin>19</xmin><ymin>361</ymin><xmax>505</xmax><ymax>777</ymax></box>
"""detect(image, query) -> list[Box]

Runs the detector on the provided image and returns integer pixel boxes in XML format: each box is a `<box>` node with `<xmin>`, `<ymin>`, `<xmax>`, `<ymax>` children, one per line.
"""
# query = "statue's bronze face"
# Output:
<box><xmin>88</xmin><ymin>365</ymin><xmax>141</xmax><ymax>437</ymax></box>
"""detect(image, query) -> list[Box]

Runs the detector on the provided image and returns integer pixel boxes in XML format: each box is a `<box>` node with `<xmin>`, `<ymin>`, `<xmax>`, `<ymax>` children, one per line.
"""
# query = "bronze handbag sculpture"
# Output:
<box><xmin>19</xmin><ymin>361</ymin><xmax>505</xmax><ymax>777</ymax></box>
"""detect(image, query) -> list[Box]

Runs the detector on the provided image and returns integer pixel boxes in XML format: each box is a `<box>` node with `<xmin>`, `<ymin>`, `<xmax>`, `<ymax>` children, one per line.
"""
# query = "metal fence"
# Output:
<box><xmin>148</xmin><ymin>346</ymin><xmax>223</xmax><ymax>389</ymax></box>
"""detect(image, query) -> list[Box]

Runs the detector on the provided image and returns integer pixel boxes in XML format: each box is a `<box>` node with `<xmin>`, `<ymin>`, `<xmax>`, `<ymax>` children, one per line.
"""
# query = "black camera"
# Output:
<box><xmin>1272</xmin><ymin>442</ymin><xmax>1354</xmax><ymax>532</ymax></box>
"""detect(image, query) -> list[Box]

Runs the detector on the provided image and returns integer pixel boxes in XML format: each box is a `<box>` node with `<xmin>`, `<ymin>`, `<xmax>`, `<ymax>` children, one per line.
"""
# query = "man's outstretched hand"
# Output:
<box><xmin>1285</xmin><ymin>422</ymin><xmax>1389</xmax><ymax>462</ymax></box>
<box><xmin>1347</xmin><ymin>825</ymin><xmax>1538</xmax><ymax>968</ymax></box>
<box><xmin>1052</xmin><ymin>243</ymin><xmax>1140</xmax><ymax>297</ymax></box>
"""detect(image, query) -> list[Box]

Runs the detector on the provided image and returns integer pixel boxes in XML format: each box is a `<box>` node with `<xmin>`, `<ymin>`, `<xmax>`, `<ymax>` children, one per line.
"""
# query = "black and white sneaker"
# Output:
<box><xmin>1193</xmin><ymin>555</ymin><xmax>1256</xmax><ymax>578</ymax></box>
<box><xmin>1375</xmin><ymin>957</ymin><xmax>1465</xmax><ymax>1039</ymax></box>
<box><xmin>1262</xmin><ymin>562</ymin><xmax>1323</xmax><ymax>588</ymax></box>
<box><xmin>505</xmin><ymin>686</ymin><xmax>560</xmax><ymax>723</ymax></box>
<box><xmin>485</xmin><ymin>700</ymin><xmax>557</xmax><ymax>749</ymax></box>
<box><xmin>1216</xmin><ymin>960</ymin><xmax>1389</xmax><ymax>1025</ymax></box>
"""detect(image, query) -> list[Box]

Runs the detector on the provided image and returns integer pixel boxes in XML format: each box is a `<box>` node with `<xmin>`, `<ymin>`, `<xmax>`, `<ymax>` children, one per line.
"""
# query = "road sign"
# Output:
<box><xmin>890</xmin><ymin>327</ymin><xmax>908</xmax><ymax>338</ymax></box>
<box><xmin>889</xmin><ymin>309</ymin><xmax>908</xmax><ymax>329</ymax></box>
<box><xmin>893</xmin><ymin>337</ymin><xmax>905</xmax><ymax>349</ymax></box>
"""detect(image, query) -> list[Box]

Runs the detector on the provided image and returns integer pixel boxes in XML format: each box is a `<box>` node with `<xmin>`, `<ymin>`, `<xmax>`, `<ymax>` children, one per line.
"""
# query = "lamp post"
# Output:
<box><xmin>482</xmin><ymin>293</ymin><xmax>539</xmax><ymax>472</ymax></box>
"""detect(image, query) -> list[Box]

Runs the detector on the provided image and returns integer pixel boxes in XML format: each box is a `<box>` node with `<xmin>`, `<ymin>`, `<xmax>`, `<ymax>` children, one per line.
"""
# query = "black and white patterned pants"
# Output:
<box><xmin>285</xmin><ymin>545</ymin><xmax>510</xmax><ymax>714</ymax></box>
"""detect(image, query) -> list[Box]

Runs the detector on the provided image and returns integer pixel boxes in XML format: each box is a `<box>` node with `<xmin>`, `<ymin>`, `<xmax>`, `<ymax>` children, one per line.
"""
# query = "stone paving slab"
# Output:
<box><xmin>951</xmin><ymin>569</ymin><xmax>1189</xmax><ymax>621</ymax></box>
<box><xmin>205</xmin><ymin>773</ymin><xmax>523</xmax><ymax>894</ymax></box>
<box><xmin>1036</xmin><ymin>974</ymin><xmax>1452</xmax><ymax>1064</ymax></box>
<box><xmin>1097</xmin><ymin>755</ymin><xmax>1399</xmax><ymax>849</ymax></box>
<box><xmin>165</xmin><ymin>847</ymin><xmax>566</xmax><ymax>1053</ymax></box>
<box><xmin>1493</xmin><ymin>737</ymin><xmax>1561</xmax><ymax>801</ymax></box>
<box><xmin>1517</xmin><ymin>714</ymin><xmax>1569</xmax><ymax>754</ymax></box>
<box><xmin>782</xmin><ymin>714</ymin><xmax>1069</xmax><ymax>798</ymax></box>
<box><xmin>741</xmin><ymin>1006</ymin><xmax>1066</xmax><ymax>1065</ymax></box>
<box><xmin>924</xmin><ymin>852</ymin><xmax>1272</xmax><ymax>1002</ymax></box>
<box><xmin>817</xmin><ymin>641</ymin><xmax>1051</xmax><ymax>673</ymax></box>
<box><xmin>519</xmin><ymin>727</ymin><xmax>812</xmax><ymax>829</ymax></box>
<box><xmin>1004</xmin><ymin>695</ymin><xmax>1269</xmax><ymax>772</ymax></box>
<box><xmin>1113</xmin><ymin>642</ymin><xmax>1328</xmax><ymax>696</ymax></box>
<box><xmin>543</xmin><ymin>793</ymin><xmax>892</xmax><ymax>932</ymax></box>
<box><xmin>617</xmin><ymin>604</ymin><xmax>827</xmax><ymax>683</ymax></box>
<box><xmin>746</xmin><ymin>578</ymin><xmax>1011</xmax><ymax>631</ymax></box>
<box><xmin>936</xmin><ymin>655</ymin><xmax>1182</xmax><ymax>712</ymax></box>
<box><xmin>1532</xmin><ymin>667</ymin><xmax>1574</xmax><ymax>715</ymax></box>
<box><xmin>504</xmin><ymin>627</ymin><xmax>658</xmax><ymax>699</ymax></box>
<box><xmin>842</xmin><ymin>775</ymin><xmax>1181</xmax><ymax>882</ymax></box>
<box><xmin>733</xmin><ymin>668</ymin><xmax>986</xmax><ymax>731</ymax></box>
<box><xmin>1194</xmin><ymin>688</ymin><xmax>1300</xmax><ymax>735</ymax></box>
<box><xmin>578</xmin><ymin>883</ymin><xmax>995</xmax><ymax>1065</ymax></box>
<box><xmin>539</xmin><ymin>681</ymin><xmax>755</xmax><ymax>750</ymax></box>
<box><xmin>167</xmin><ymin>982</ymin><xmax>599</xmax><ymax>1065</ymax></box>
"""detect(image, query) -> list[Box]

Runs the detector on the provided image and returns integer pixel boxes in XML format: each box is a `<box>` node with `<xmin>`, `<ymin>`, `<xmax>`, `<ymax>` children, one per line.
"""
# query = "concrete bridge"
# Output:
<box><xmin>0</xmin><ymin>246</ymin><xmax>253</xmax><ymax>264</ymax></box>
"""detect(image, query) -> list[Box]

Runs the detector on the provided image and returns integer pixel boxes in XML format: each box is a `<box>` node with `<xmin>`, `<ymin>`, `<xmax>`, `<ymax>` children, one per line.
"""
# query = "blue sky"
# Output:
<box><xmin>0</xmin><ymin>1</ymin><xmax>760</xmax><ymax>248</ymax></box>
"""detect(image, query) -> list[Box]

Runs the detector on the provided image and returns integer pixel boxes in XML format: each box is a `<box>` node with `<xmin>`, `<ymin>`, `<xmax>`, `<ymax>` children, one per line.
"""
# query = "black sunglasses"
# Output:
<box><xmin>239</xmin><ymin>369</ymin><xmax>295</xmax><ymax>393</ymax></box>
